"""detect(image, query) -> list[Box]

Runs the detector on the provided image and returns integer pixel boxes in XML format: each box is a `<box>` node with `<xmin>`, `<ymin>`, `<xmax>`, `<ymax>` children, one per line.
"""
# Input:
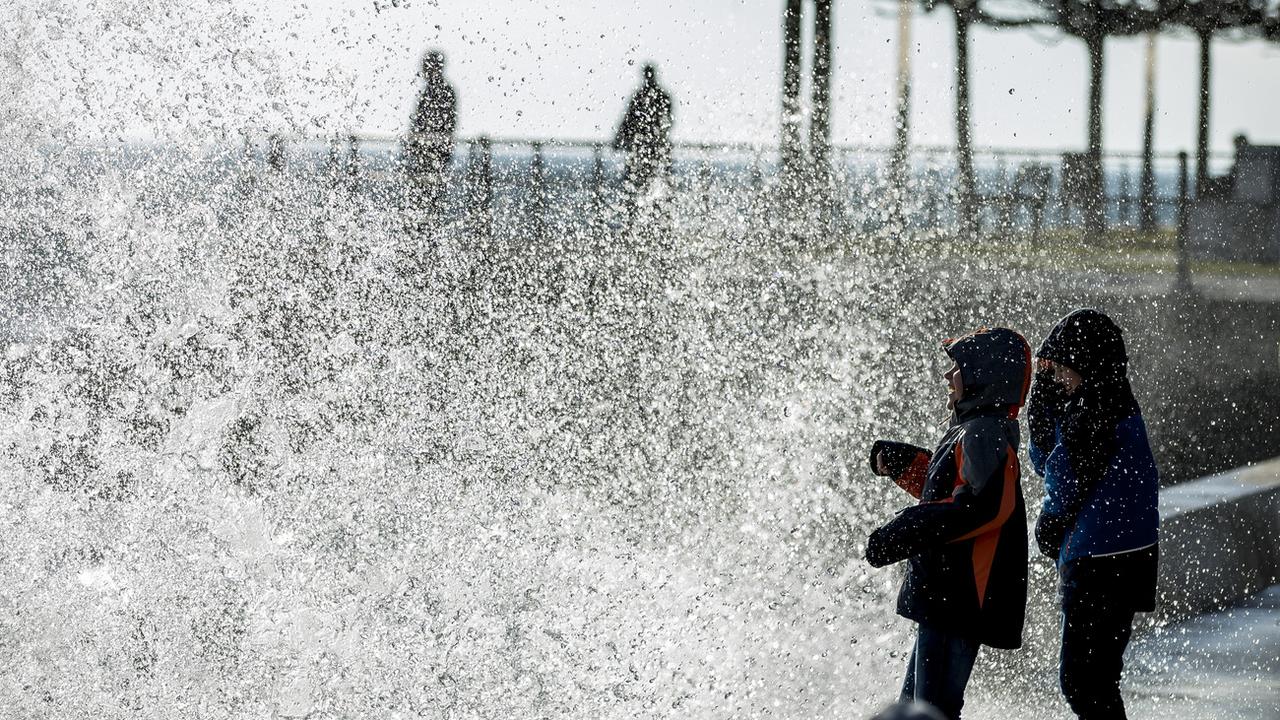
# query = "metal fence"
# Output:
<box><xmin>270</xmin><ymin>134</ymin><xmax>1233</xmax><ymax>241</ymax></box>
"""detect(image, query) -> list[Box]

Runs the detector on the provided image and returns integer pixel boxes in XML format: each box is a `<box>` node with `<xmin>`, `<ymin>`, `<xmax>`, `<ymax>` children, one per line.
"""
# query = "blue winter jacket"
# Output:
<box><xmin>1030</xmin><ymin>413</ymin><xmax>1160</xmax><ymax>565</ymax></box>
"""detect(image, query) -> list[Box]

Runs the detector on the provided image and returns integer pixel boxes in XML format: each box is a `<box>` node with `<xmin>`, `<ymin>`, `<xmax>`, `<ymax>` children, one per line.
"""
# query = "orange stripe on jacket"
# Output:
<box><xmin>952</xmin><ymin>448</ymin><xmax>1019</xmax><ymax>606</ymax></box>
<box><xmin>893</xmin><ymin>452</ymin><xmax>931</xmax><ymax>500</ymax></box>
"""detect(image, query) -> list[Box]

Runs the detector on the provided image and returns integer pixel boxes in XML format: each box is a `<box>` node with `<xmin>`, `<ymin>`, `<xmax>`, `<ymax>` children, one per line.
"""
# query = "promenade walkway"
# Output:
<box><xmin>969</xmin><ymin>585</ymin><xmax>1280</xmax><ymax>719</ymax></box>
<box><xmin>1125</xmin><ymin>584</ymin><xmax>1280</xmax><ymax>720</ymax></box>
<box><xmin>973</xmin><ymin>459</ymin><xmax>1280</xmax><ymax>719</ymax></box>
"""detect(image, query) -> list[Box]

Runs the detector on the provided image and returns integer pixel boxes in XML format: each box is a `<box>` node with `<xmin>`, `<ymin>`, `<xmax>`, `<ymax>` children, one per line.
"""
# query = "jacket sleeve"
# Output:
<box><xmin>1040</xmin><ymin>439</ymin><xmax>1089</xmax><ymax>519</ymax></box>
<box><xmin>868</xmin><ymin>440</ymin><xmax>932</xmax><ymax>499</ymax></box>
<box><xmin>1034</xmin><ymin>440</ymin><xmax>1081</xmax><ymax>561</ymax></box>
<box><xmin>866</xmin><ymin>426</ymin><xmax>1018</xmax><ymax>568</ymax></box>
<box><xmin>1026</xmin><ymin>373</ymin><xmax>1064</xmax><ymax>477</ymax></box>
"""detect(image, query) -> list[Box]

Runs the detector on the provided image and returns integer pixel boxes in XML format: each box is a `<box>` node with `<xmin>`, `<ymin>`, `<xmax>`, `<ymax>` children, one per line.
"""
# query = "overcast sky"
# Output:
<box><xmin>238</xmin><ymin>1</ymin><xmax>1280</xmax><ymax>155</ymax></box>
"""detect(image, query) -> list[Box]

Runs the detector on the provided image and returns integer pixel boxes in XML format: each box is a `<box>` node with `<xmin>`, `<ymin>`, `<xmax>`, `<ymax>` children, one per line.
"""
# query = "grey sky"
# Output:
<box><xmin>252</xmin><ymin>0</ymin><xmax>1280</xmax><ymax>154</ymax></box>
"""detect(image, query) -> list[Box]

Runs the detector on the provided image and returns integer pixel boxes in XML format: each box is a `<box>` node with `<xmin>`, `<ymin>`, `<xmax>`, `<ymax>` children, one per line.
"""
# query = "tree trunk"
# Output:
<box><xmin>780</xmin><ymin>0</ymin><xmax>803</xmax><ymax>185</ymax></box>
<box><xmin>1140</xmin><ymin>31</ymin><xmax>1157</xmax><ymax>233</ymax></box>
<box><xmin>1084</xmin><ymin>31</ymin><xmax>1106</xmax><ymax>241</ymax></box>
<box><xmin>809</xmin><ymin>0</ymin><xmax>833</xmax><ymax>179</ymax></box>
<box><xmin>954</xmin><ymin>7</ymin><xmax>976</xmax><ymax>239</ymax></box>
<box><xmin>1196</xmin><ymin>28</ymin><xmax>1212</xmax><ymax>192</ymax></box>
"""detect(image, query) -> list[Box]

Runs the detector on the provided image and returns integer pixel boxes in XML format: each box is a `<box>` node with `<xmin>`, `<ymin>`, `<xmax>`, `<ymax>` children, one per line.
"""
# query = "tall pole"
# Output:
<box><xmin>1195</xmin><ymin>28</ymin><xmax>1212</xmax><ymax>192</ymax></box>
<box><xmin>530</xmin><ymin>142</ymin><xmax>546</xmax><ymax>243</ymax></box>
<box><xmin>954</xmin><ymin>6</ymin><xmax>976</xmax><ymax>239</ymax></box>
<box><xmin>890</xmin><ymin>0</ymin><xmax>913</xmax><ymax>205</ymax></box>
<box><xmin>591</xmin><ymin>142</ymin><xmax>606</xmax><ymax>220</ymax></box>
<box><xmin>1176</xmin><ymin>150</ymin><xmax>1192</xmax><ymax>292</ymax></box>
<box><xmin>809</xmin><ymin>0</ymin><xmax>833</xmax><ymax>180</ymax></box>
<box><xmin>781</xmin><ymin>0</ymin><xmax>804</xmax><ymax>186</ymax></box>
<box><xmin>1140</xmin><ymin>31</ymin><xmax>1158</xmax><ymax>233</ymax></box>
<box><xmin>1084</xmin><ymin>32</ymin><xmax>1106</xmax><ymax>241</ymax></box>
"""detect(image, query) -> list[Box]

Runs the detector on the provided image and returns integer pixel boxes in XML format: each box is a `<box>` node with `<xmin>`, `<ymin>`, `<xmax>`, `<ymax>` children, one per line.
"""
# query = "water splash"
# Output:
<box><xmin>0</xmin><ymin>4</ymin><xmax>1200</xmax><ymax>718</ymax></box>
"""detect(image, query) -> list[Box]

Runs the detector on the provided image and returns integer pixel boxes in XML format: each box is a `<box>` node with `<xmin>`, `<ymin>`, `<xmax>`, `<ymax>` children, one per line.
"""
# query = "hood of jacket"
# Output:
<box><xmin>1035</xmin><ymin>308</ymin><xmax>1141</xmax><ymax>462</ymax></box>
<box><xmin>1036</xmin><ymin>308</ymin><xmax>1128</xmax><ymax>386</ymax></box>
<box><xmin>944</xmin><ymin>327</ymin><xmax>1032</xmax><ymax>420</ymax></box>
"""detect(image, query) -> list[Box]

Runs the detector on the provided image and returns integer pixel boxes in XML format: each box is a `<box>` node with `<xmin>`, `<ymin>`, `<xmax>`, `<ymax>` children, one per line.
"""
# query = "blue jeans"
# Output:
<box><xmin>899</xmin><ymin>624</ymin><xmax>981</xmax><ymax>720</ymax></box>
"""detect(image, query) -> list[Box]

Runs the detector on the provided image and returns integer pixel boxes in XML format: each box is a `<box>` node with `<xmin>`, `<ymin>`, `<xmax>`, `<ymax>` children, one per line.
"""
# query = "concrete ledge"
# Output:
<box><xmin>1157</xmin><ymin>456</ymin><xmax>1280</xmax><ymax>620</ymax></box>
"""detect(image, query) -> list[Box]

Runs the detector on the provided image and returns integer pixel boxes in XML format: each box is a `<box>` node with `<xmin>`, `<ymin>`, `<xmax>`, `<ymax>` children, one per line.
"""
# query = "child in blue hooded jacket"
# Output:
<box><xmin>1028</xmin><ymin>309</ymin><xmax>1159</xmax><ymax>720</ymax></box>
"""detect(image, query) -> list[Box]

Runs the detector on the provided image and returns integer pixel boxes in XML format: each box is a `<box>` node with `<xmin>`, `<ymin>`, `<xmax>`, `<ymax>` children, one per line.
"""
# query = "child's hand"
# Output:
<box><xmin>1027</xmin><ymin>367</ymin><xmax>1065</xmax><ymax>452</ymax></box>
<box><xmin>868</xmin><ymin>440</ymin><xmax>929</xmax><ymax>482</ymax></box>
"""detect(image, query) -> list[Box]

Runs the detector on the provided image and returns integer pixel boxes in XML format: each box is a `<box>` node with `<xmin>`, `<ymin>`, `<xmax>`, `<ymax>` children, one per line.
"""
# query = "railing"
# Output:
<box><xmin>258</xmin><ymin>133</ymin><xmax>1235</xmax><ymax>241</ymax></box>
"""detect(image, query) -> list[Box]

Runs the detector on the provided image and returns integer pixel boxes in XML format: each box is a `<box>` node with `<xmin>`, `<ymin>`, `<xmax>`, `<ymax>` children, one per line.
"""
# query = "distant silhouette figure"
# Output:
<box><xmin>266</xmin><ymin>133</ymin><xmax>287</xmax><ymax>173</ymax></box>
<box><xmin>403</xmin><ymin>50</ymin><xmax>458</xmax><ymax>218</ymax></box>
<box><xmin>326</xmin><ymin>134</ymin><xmax>361</xmax><ymax>188</ymax></box>
<box><xmin>613</xmin><ymin>63</ymin><xmax>673</xmax><ymax>219</ymax></box>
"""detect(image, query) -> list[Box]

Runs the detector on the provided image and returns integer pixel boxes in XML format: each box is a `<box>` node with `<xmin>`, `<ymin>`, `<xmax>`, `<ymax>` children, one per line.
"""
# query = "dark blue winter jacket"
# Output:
<box><xmin>1028</xmin><ymin>309</ymin><xmax>1159</xmax><ymax>567</ymax></box>
<box><xmin>1029</xmin><ymin>416</ymin><xmax>1159</xmax><ymax>565</ymax></box>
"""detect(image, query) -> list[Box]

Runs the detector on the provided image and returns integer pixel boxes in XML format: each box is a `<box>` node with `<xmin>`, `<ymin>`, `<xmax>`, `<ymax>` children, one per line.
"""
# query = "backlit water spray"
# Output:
<box><xmin>0</xmin><ymin>3</ymin><xmax>1170</xmax><ymax>718</ymax></box>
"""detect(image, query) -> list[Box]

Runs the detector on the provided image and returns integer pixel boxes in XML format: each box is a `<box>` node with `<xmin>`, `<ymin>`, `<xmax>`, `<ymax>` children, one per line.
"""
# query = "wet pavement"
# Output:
<box><xmin>965</xmin><ymin>586</ymin><xmax>1279</xmax><ymax>720</ymax></box>
<box><xmin>1124</xmin><ymin>584</ymin><xmax>1280</xmax><ymax>720</ymax></box>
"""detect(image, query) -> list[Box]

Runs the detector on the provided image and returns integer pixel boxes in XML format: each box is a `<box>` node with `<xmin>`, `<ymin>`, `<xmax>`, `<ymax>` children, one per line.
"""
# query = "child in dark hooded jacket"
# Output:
<box><xmin>865</xmin><ymin>327</ymin><xmax>1032</xmax><ymax>720</ymax></box>
<box><xmin>1028</xmin><ymin>308</ymin><xmax>1159</xmax><ymax>720</ymax></box>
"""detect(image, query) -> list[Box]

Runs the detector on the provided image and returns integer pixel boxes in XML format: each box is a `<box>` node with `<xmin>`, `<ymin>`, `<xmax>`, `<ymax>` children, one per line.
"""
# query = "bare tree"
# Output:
<box><xmin>810</xmin><ymin>0</ymin><xmax>834</xmax><ymax>185</ymax></box>
<box><xmin>890</xmin><ymin>0</ymin><xmax>915</xmax><ymax>207</ymax></box>
<box><xmin>1170</xmin><ymin>0</ymin><xmax>1268</xmax><ymax>190</ymax></box>
<box><xmin>781</xmin><ymin>0</ymin><xmax>805</xmax><ymax>186</ymax></box>
<box><xmin>915</xmin><ymin>1</ymin><xmax>1047</xmax><ymax>238</ymax></box>
<box><xmin>779</xmin><ymin>0</ymin><xmax>836</xmax><ymax>216</ymax></box>
<box><xmin>1040</xmin><ymin>0</ymin><xmax>1180</xmax><ymax>240</ymax></box>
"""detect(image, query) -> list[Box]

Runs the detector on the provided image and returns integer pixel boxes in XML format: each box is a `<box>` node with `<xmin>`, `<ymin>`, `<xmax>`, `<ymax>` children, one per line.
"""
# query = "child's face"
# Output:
<box><xmin>1047</xmin><ymin>360</ymin><xmax>1084</xmax><ymax>395</ymax></box>
<box><xmin>944</xmin><ymin>361</ymin><xmax>964</xmax><ymax>410</ymax></box>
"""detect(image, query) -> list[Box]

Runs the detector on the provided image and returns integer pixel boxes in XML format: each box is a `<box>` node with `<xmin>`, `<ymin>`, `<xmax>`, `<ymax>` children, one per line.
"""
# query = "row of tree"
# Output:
<box><xmin>780</xmin><ymin>0</ymin><xmax>1280</xmax><ymax>239</ymax></box>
